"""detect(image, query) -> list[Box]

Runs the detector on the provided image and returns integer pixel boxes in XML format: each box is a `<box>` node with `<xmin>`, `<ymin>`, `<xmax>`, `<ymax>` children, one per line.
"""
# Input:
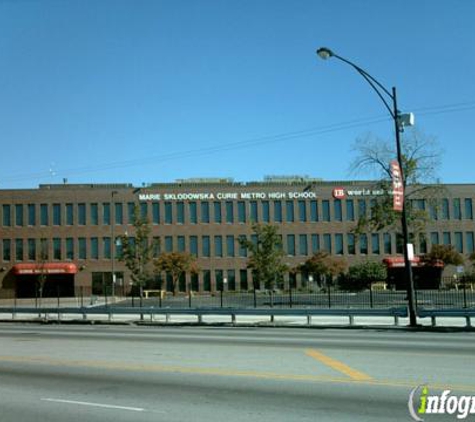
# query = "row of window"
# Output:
<box><xmin>2</xmin><ymin>197</ymin><xmax>473</xmax><ymax>227</ymax></box>
<box><xmin>3</xmin><ymin>231</ymin><xmax>474</xmax><ymax>262</ymax></box>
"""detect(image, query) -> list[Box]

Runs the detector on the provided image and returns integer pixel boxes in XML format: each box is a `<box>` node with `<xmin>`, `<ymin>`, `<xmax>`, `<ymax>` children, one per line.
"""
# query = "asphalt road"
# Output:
<box><xmin>0</xmin><ymin>324</ymin><xmax>474</xmax><ymax>422</ymax></box>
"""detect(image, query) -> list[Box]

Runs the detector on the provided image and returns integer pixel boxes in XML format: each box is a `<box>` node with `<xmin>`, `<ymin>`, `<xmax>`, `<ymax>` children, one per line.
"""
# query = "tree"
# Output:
<box><xmin>340</xmin><ymin>261</ymin><xmax>387</xmax><ymax>291</ymax></box>
<box><xmin>154</xmin><ymin>252</ymin><xmax>199</xmax><ymax>296</ymax></box>
<box><xmin>238</xmin><ymin>224</ymin><xmax>287</xmax><ymax>290</ymax></box>
<box><xmin>422</xmin><ymin>244</ymin><xmax>464</xmax><ymax>266</ymax></box>
<box><xmin>350</xmin><ymin>129</ymin><xmax>444</xmax><ymax>237</ymax></box>
<box><xmin>298</xmin><ymin>251</ymin><xmax>347</xmax><ymax>287</ymax></box>
<box><xmin>37</xmin><ymin>238</ymin><xmax>49</xmax><ymax>306</ymax></box>
<box><xmin>118</xmin><ymin>206</ymin><xmax>157</xmax><ymax>297</ymax></box>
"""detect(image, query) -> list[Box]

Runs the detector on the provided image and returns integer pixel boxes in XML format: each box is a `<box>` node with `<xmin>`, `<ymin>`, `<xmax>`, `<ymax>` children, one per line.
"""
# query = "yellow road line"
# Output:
<box><xmin>305</xmin><ymin>349</ymin><xmax>372</xmax><ymax>381</ymax></box>
<box><xmin>1</xmin><ymin>354</ymin><xmax>475</xmax><ymax>393</ymax></box>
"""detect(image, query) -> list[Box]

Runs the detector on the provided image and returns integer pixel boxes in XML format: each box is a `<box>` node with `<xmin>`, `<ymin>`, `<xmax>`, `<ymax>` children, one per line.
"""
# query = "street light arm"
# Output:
<box><xmin>329</xmin><ymin>53</ymin><xmax>396</xmax><ymax>119</ymax></box>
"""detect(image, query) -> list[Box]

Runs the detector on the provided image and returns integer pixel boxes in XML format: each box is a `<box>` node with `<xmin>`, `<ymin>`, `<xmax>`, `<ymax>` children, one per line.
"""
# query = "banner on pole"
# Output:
<box><xmin>390</xmin><ymin>160</ymin><xmax>404</xmax><ymax>212</ymax></box>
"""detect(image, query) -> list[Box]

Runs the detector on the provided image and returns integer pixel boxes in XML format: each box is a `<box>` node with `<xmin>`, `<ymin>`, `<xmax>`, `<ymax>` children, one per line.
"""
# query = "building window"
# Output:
<box><xmin>250</xmin><ymin>201</ymin><xmax>258</xmax><ymax>223</ymax></box>
<box><xmin>334</xmin><ymin>200</ymin><xmax>342</xmax><ymax>222</ymax></box>
<box><xmin>429</xmin><ymin>201</ymin><xmax>438</xmax><ymax>220</ymax></box>
<box><xmin>466</xmin><ymin>232</ymin><xmax>474</xmax><ymax>253</ymax></box>
<box><xmin>311</xmin><ymin>234</ymin><xmax>320</xmax><ymax>253</ymax></box>
<box><xmin>262</xmin><ymin>201</ymin><xmax>270</xmax><ymax>223</ymax></box>
<box><xmin>66</xmin><ymin>203</ymin><xmax>74</xmax><ymax>225</ymax></box>
<box><xmin>396</xmin><ymin>234</ymin><xmax>404</xmax><ymax>254</ymax></box>
<box><xmin>465</xmin><ymin>199</ymin><xmax>473</xmax><ymax>220</ymax></box>
<box><xmin>213</xmin><ymin>202</ymin><xmax>222</xmax><ymax>223</ymax></box>
<box><xmin>214</xmin><ymin>236</ymin><xmax>223</xmax><ymax>257</ymax></box>
<box><xmin>443</xmin><ymin>232</ymin><xmax>451</xmax><ymax>245</ymax></box>
<box><xmin>40</xmin><ymin>204</ymin><xmax>49</xmax><ymax>226</ymax></box>
<box><xmin>225</xmin><ymin>201</ymin><xmax>234</xmax><ymax>223</ymax></box>
<box><xmin>215</xmin><ymin>270</ymin><xmax>224</xmax><ymax>291</ymax></box>
<box><xmin>357</xmin><ymin>200</ymin><xmax>366</xmax><ymax>219</ymax></box>
<box><xmin>287</xmin><ymin>234</ymin><xmax>295</xmax><ymax>256</ymax></box>
<box><xmin>176</xmin><ymin>202</ymin><xmax>185</xmax><ymax>224</ymax></box>
<box><xmin>53</xmin><ymin>238</ymin><xmax>62</xmax><ymax>260</ymax></box>
<box><xmin>177</xmin><ymin>236</ymin><xmax>185</xmax><ymax>252</ymax></box>
<box><xmin>15</xmin><ymin>239</ymin><xmax>23</xmax><ymax>261</ymax></box>
<box><xmin>335</xmin><ymin>234</ymin><xmax>343</xmax><ymax>255</ymax></box>
<box><xmin>203</xmin><ymin>270</ymin><xmax>211</xmax><ymax>292</ymax></box>
<box><xmin>360</xmin><ymin>234</ymin><xmax>368</xmax><ymax>254</ymax></box>
<box><xmin>297</xmin><ymin>200</ymin><xmax>306</xmax><ymax>222</ymax></box>
<box><xmin>419</xmin><ymin>234</ymin><xmax>428</xmax><ymax>254</ymax></box>
<box><xmin>371</xmin><ymin>233</ymin><xmax>380</xmax><ymax>254</ymax></box>
<box><xmin>2</xmin><ymin>204</ymin><xmax>11</xmax><ymax>227</ymax></box>
<box><xmin>103</xmin><ymin>237</ymin><xmax>111</xmax><ymax>259</ymax></box>
<box><xmin>286</xmin><ymin>201</ymin><xmax>295</xmax><ymax>223</ymax></box>
<box><xmin>430</xmin><ymin>232</ymin><xmax>439</xmax><ymax>246</ymax></box>
<box><xmin>190</xmin><ymin>236</ymin><xmax>198</xmax><ymax>257</ymax></box>
<box><xmin>66</xmin><ymin>238</ymin><xmax>74</xmax><ymax>260</ymax></box>
<box><xmin>77</xmin><ymin>238</ymin><xmax>86</xmax><ymax>259</ymax></box>
<box><xmin>88</xmin><ymin>203</ymin><xmax>98</xmax><ymax>225</ymax></box>
<box><xmin>27</xmin><ymin>239</ymin><xmax>36</xmax><ymax>260</ymax></box>
<box><xmin>28</xmin><ymin>204</ymin><xmax>36</xmax><ymax>226</ymax></box>
<box><xmin>238</xmin><ymin>235</ymin><xmax>247</xmax><ymax>257</ymax></box>
<box><xmin>127</xmin><ymin>202</ymin><xmax>136</xmax><ymax>224</ymax></box>
<box><xmin>226</xmin><ymin>235</ymin><xmax>235</xmax><ymax>257</ymax></box>
<box><xmin>189</xmin><ymin>202</ymin><xmax>197</xmax><ymax>224</ymax></box>
<box><xmin>152</xmin><ymin>202</ymin><xmax>160</xmax><ymax>224</ymax></box>
<box><xmin>140</xmin><ymin>202</ymin><xmax>147</xmax><ymax>219</ymax></box>
<box><xmin>89</xmin><ymin>238</ymin><xmax>98</xmax><ymax>259</ymax></box>
<box><xmin>273</xmin><ymin>201</ymin><xmax>282</xmax><ymax>223</ymax></box>
<box><xmin>227</xmin><ymin>269</ymin><xmax>236</xmax><ymax>291</ymax></box>
<box><xmin>115</xmin><ymin>203</ymin><xmax>123</xmax><ymax>225</ymax></box>
<box><xmin>201</xmin><ymin>202</ymin><xmax>210</xmax><ymax>223</ymax></box>
<box><xmin>299</xmin><ymin>234</ymin><xmax>308</xmax><ymax>256</ymax></box>
<box><xmin>103</xmin><ymin>203</ymin><xmax>111</xmax><ymax>225</ymax></box>
<box><xmin>78</xmin><ymin>203</ymin><xmax>86</xmax><ymax>225</ymax></box>
<box><xmin>310</xmin><ymin>200</ymin><xmax>318</xmax><ymax>222</ymax></box>
<box><xmin>3</xmin><ymin>239</ymin><xmax>11</xmax><ymax>261</ymax></box>
<box><xmin>323</xmin><ymin>234</ymin><xmax>331</xmax><ymax>253</ymax></box>
<box><xmin>238</xmin><ymin>201</ymin><xmax>246</xmax><ymax>223</ymax></box>
<box><xmin>442</xmin><ymin>199</ymin><xmax>450</xmax><ymax>220</ymax></box>
<box><xmin>455</xmin><ymin>232</ymin><xmax>463</xmax><ymax>253</ymax></box>
<box><xmin>383</xmin><ymin>233</ymin><xmax>392</xmax><ymax>254</ymax></box>
<box><xmin>347</xmin><ymin>233</ymin><xmax>356</xmax><ymax>255</ymax></box>
<box><xmin>240</xmin><ymin>269</ymin><xmax>248</xmax><ymax>291</ymax></box>
<box><xmin>322</xmin><ymin>200</ymin><xmax>330</xmax><ymax>222</ymax></box>
<box><xmin>152</xmin><ymin>237</ymin><xmax>160</xmax><ymax>258</ymax></box>
<box><xmin>202</xmin><ymin>236</ymin><xmax>211</xmax><ymax>257</ymax></box>
<box><xmin>164</xmin><ymin>202</ymin><xmax>172</xmax><ymax>224</ymax></box>
<box><xmin>39</xmin><ymin>239</ymin><xmax>48</xmax><ymax>260</ymax></box>
<box><xmin>453</xmin><ymin>198</ymin><xmax>462</xmax><ymax>220</ymax></box>
<box><xmin>346</xmin><ymin>200</ymin><xmax>355</xmax><ymax>221</ymax></box>
<box><xmin>15</xmin><ymin>204</ymin><xmax>24</xmax><ymax>226</ymax></box>
<box><xmin>165</xmin><ymin>236</ymin><xmax>173</xmax><ymax>252</ymax></box>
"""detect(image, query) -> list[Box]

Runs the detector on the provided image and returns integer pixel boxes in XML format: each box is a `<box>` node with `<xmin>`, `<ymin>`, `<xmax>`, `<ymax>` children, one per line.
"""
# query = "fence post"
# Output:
<box><xmin>80</xmin><ymin>286</ymin><xmax>84</xmax><ymax>308</ymax></box>
<box><xmin>327</xmin><ymin>287</ymin><xmax>331</xmax><ymax>309</ymax></box>
<box><xmin>369</xmin><ymin>286</ymin><xmax>374</xmax><ymax>309</ymax></box>
<box><xmin>253</xmin><ymin>288</ymin><xmax>257</xmax><ymax>308</ymax></box>
<box><xmin>188</xmin><ymin>287</ymin><xmax>192</xmax><ymax>308</ymax></box>
<box><xmin>289</xmin><ymin>288</ymin><xmax>293</xmax><ymax>308</ymax></box>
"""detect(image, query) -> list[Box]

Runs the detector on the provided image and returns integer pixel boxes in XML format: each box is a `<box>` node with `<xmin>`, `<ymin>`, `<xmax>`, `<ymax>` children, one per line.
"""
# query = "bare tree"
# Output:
<box><xmin>350</xmin><ymin>128</ymin><xmax>444</xmax><ymax>236</ymax></box>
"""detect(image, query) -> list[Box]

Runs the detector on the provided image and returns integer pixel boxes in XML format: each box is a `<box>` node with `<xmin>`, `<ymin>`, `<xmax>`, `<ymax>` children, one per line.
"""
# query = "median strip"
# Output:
<box><xmin>305</xmin><ymin>349</ymin><xmax>373</xmax><ymax>381</ymax></box>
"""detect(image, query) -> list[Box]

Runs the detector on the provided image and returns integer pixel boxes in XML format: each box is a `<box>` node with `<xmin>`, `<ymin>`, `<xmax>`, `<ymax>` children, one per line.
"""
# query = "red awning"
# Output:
<box><xmin>12</xmin><ymin>263</ymin><xmax>78</xmax><ymax>275</ymax></box>
<box><xmin>383</xmin><ymin>257</ymin><xmax>444</xmax><ymax>268</ymax></box>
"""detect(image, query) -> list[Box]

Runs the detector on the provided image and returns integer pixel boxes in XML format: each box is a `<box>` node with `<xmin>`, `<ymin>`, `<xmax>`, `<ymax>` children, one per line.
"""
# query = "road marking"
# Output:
<box><xmin>305</xmin><ymin>349</ymin><xmax>372</xmax><ymax>381</ymax></box>
<box><xmin>2</xmin><ymin>355</ymin><xmax>475</xmax><ymax>393</ymax></box>
<box><xmin>41</xmin><ymin>398</ymin><xmax>145</xmax><ymax>412</ymax></box>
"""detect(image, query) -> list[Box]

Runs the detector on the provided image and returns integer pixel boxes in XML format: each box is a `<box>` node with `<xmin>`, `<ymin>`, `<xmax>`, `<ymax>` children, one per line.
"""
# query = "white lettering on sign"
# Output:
<box><xmin>138</xmin><ymin>191</ymin><xmax>317</xmax><ymax>201</ymax></box>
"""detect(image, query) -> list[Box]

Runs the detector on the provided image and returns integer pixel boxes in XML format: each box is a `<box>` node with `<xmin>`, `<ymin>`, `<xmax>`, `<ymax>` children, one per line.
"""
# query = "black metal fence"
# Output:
<box><xmin>2</xmin><ymin>285</ymin><xmax>474</xmax><ymax>310</ymax></box>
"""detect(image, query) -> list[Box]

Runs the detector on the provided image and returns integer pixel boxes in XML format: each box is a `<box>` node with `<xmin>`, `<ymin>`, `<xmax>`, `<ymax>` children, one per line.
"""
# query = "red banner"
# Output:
<box><xmin>390</xmin><ymin>160</ymin><xmax>404</xmax><ymax>212</ymax></box>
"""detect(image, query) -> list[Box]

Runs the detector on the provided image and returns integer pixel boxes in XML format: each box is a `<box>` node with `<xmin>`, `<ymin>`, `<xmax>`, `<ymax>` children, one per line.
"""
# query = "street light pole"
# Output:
<box><xmin>316</xmin><ymin>47</ymin><xmax>418</xmax><ymax>327</ymax></box>
<box><xmin>111</xmin><ymin>190</ymin><xmax>118</xmax><ymax>298</ymax></box>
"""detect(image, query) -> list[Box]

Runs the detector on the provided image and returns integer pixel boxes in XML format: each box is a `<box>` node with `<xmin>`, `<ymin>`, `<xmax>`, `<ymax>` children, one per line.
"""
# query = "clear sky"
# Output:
<box><xmin>0</xmin><ymin>0</ymin><xmax>474</xmax><ymax>189</ymax></box>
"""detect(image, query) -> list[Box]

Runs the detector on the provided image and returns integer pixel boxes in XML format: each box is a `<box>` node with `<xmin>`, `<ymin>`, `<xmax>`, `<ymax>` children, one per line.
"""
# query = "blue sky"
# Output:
<box><xmin>0</xmin><ymin>0</ymin><xmax>474</xmax><ymax>188</ymax></box>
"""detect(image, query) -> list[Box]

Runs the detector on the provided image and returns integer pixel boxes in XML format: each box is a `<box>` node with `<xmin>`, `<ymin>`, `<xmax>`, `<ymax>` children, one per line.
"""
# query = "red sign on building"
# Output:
<box><xmin>332</xmin><ymin>187</ymin><xmax>345</xmax><ymax>199</ymax></box>
<box><xmin>390</xmin><ymin>160</ymin><xmax>404</xmax><ymax>212</ymax></box>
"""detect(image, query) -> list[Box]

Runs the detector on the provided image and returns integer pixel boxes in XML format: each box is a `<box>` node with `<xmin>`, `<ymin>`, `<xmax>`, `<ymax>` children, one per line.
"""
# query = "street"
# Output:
<box><xmin>0</xmin><ymin>324</ymin><xmax>474</xmax><ymax>421</ymax></box>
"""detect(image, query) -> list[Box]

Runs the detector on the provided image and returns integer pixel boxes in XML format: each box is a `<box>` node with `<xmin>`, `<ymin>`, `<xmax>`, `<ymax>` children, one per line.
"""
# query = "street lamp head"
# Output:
<box><xmin>316</xmin><ymin>47</ymin><xmax>334</xmax><ymax>60</ymax></box>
